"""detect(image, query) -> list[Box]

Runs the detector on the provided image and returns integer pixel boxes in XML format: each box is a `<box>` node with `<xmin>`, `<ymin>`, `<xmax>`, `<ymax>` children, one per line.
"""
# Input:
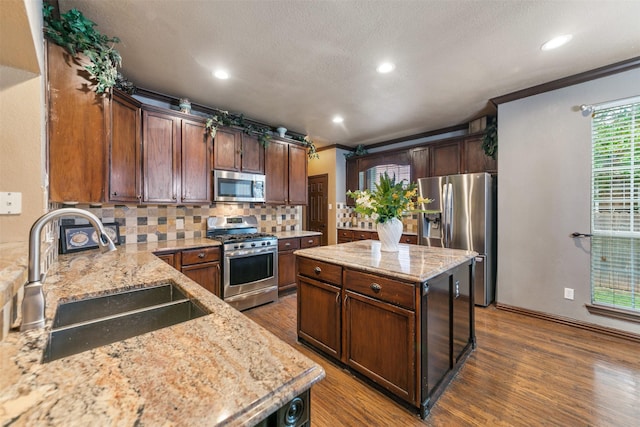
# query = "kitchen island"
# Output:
<box><xmin>294</xmin><ymin>240</ymin><xmax>476</xmax><ymax>417</ymax></box>
<box><xmin>0</xmin><ymin>240</ymin><xmax>324</xmax><ymax>426</ymax></box>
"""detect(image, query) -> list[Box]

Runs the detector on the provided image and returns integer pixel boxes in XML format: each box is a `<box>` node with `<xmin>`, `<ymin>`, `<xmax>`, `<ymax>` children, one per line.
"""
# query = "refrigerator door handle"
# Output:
<box><xmin>448</xmin><ymin>182</ymin><xmax>454</xmax><ymax>244</ymax></box>
<box><xmin>442</xmin><ymin>183</ymin><xmax>449</xmax><ymax>246</ymax></box>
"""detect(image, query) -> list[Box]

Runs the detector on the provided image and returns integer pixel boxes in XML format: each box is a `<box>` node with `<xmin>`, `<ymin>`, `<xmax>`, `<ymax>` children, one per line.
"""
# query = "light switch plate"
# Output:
<box><xmin>0</xmin><ymin>192</ymin><xmax>22</xmax><ymax>214</ymax></box>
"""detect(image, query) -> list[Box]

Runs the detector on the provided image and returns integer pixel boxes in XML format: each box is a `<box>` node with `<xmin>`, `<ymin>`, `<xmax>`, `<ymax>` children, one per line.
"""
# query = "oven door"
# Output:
<box><xmin>223</xmin><ymin>245</ymin><xmax>278</xmax><ymax>299</ymax></box>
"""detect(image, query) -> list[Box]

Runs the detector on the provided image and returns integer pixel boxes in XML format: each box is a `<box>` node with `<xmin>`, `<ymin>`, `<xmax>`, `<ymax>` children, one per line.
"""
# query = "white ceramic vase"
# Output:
<box><xmin>376</xmin><ymin>218</ymin><xmax>403</xmax><ymax>252</ymax></box>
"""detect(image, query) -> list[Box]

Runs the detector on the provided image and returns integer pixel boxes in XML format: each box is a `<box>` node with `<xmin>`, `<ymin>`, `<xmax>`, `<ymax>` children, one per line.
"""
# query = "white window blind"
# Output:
<box><xmin>591</xmin><ymin>98</ymin><xmax>640</xmax><ymax>312</ymax></box>
<box><xmin>364</xmin><ymin>164</ymin><xmax>411</xmax><ymax>192</ymax></box>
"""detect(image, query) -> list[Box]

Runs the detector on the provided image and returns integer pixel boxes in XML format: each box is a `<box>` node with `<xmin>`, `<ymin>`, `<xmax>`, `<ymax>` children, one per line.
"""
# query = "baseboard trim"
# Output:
<box><xmin>495</xmin><ymin>303</ymin><xmax>640</xmax><ymax>343</ymax></box>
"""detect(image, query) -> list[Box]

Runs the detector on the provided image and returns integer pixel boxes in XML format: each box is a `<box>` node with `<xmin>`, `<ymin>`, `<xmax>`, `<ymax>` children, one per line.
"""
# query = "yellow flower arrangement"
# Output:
<box><xmin>347</xmin><ymin>173</ymin><xmax>431</xmax><ymax>224</ymax></box>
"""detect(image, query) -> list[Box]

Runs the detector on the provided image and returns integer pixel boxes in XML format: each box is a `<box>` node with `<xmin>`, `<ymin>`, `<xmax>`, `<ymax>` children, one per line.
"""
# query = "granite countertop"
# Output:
<box><xmin>273</xmin><ymin>230</ymin><xmax>322</xmax><ymax>239</ymax></box>
<box><xmin>337</xmin><ymin>226</ymin><xmax>418</xmax><ymax>236</ymax></box>
<box><xmin>295</xmin><ymin>240</ymin><xmax>477</xmax><ymax>283</ymax></box>
<box><xmin>0</xmin><ymin>241</ymin><xmax>324</xmax><ymax>425</ymax></box>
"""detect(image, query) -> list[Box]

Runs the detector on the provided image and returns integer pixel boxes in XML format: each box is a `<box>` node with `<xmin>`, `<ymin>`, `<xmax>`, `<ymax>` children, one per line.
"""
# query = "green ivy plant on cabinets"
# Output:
<box><xmin>206</xmin><ymin>112</ymin><xmax>319</xmax><ymax>159</ymax></box>
<box><xmin>482</xmin><ymin>116</ymin><xmax>498</xmax><ymax>160</ymax></box>
<box><xmin>43</xmin><ymin>3</ymin><xmax>124</xmax><ymax>94</ymax></box>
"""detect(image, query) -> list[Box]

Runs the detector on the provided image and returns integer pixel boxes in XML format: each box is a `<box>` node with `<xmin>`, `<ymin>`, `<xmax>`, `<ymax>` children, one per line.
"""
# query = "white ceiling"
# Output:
<box><xmin>59</xmin><ymin>0</ymin><xmax>640</xmax><ymax>148</ymax></box>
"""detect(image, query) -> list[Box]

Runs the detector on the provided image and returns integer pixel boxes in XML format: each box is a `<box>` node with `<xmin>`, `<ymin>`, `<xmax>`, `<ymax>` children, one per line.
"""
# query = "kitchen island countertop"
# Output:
<box><xmin>0</xmin><ymin>242</ymin><xmax>324</xmax><ymax>425</ymax></box>
<box><xmin>295</xmin><ymin>240</ymin><xmax>476</xmax><ymax>283</ymax></box>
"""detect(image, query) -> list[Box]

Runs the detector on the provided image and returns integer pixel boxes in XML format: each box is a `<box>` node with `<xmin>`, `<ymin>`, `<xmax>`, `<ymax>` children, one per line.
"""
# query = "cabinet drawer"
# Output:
<box><xmin>300</xmin><ymin>235</ymin><xmax>320</xmax><ymax>248</ymax></box>
<box><xmin>279</xmin><ymin>238</ymin><xmax>300</xmax><ymax>251</ymax></box>
<box><xmin>338</xmin><ymin>229</ymin><xmax>354</xmax><ymax>240</ymax></box>
<box><xmin>298</xmin><ymin>257</ymin><xmax>342</xmax><ymax>285</ymax></box>
<box><xmin>345</xmin><ymin>269</ymin><xmax>415</xmax><ymax>310</ymax></box>
<box><xmin>181</xmin><ymin>246</ymin><xmax>220</xmax><ymax>265</ymax></box>
<box><xmin>400</xmin><ymin>234</ymin><xmax>418</xmax><ymax>245</ymax></box>
<box><xmin>353</xmin><ymin>230</ymin><xmax>374</xmax><ymax>240</ymax></box>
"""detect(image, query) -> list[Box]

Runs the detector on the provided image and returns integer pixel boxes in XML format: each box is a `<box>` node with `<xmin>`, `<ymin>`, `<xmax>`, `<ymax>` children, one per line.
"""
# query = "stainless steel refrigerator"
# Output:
<box><xmin>417</xmin><ymin>172</ymin><xmax>496</xmax><ymax>306</ymax></box>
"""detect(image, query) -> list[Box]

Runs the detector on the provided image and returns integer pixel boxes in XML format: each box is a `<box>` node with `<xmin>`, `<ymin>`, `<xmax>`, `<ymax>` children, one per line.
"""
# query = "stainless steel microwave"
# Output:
<box><xmin>213</xmin><ymin>170</ymin><xmax>266</xmax><ymax>203</ymax></box>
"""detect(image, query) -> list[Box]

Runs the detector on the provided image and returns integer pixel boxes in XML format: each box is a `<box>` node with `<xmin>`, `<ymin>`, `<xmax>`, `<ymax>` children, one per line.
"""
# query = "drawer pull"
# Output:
<box><xmin>370</xmin><ymin>283</ymin><xmax>381</xmax><ymax>293</ymax></box>
<box><xmin>308</xmin><ymin>239</ymin><xmax>313</xmax><ymax>244</ymax></box>
<box><xmin>285</xmin><ymin>242</ymin><xmax>291</xmax><ymax>247</ymax></box>
<box><xmin>314</xmin><ymin>266</ymin><xmax>322</xmax><ymax>274</ymax></box>
<box><xmin>198</xmin><ymin>252</ymin><xmax>205</xmax><ymax>258</ymax></box>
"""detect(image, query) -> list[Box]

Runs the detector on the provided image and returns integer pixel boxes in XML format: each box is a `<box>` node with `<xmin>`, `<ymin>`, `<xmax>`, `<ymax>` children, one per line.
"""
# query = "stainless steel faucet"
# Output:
<box><xmin>20</xmin><ymin>208</ymin><xmax>117</xmax><ymax>331</ymax></box>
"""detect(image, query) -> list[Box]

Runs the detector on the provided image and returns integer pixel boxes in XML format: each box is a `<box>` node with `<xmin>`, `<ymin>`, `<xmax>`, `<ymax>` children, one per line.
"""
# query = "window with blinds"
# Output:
<box><xmin>591</xmin><ymin>98</ymin><xmax>640</xmax><ymax>312</ymax></box>
<box><xmin>362</xmin><ymin>164</ymin><xmax>411</xmax><ymax>192</ymax></box>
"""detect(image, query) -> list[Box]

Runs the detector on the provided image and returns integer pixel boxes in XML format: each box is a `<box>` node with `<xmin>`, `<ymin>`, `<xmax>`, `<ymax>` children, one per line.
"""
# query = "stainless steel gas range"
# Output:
<box><xmin>206</xmin><ymin>215</ymin><xmax>278</xmax><ymax>311</ymax></box>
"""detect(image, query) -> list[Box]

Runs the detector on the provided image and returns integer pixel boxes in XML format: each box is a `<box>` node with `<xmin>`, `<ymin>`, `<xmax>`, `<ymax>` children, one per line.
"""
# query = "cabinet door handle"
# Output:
<box><xmin>335</xmin><ymin>292</ymin><xmax>340</xmax><ymax>305</ymax></box>
<box><xmin>198</xmin><ymin>252</ymin><xmax>205</xmax><ymax>258</ymax></box>
<box><xmin>455</xmin><ymin>280</ymin><xmax>460</xmax><ymax>298</ymax></box>
<box><xmin>112</xmin><ymin>191</ymin><xmax>117</xmax><ymax>196</ymax></box>
<box><xmin>370</xmin><ymin>283</ymin><xmax>382</xmax><ymax>293</ymax></box>
<box><xmin>314</xmin><ymin>266</ymin><xmax>322</xmax><ymax>274</ymax></box>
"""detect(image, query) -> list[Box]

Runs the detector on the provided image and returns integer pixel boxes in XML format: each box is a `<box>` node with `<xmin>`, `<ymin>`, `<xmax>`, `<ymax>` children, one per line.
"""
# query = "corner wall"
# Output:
<box><xmin>0</xmin><ymin>0</ymin><xmax>46</xmax><ymax>244</ymax></box>
<box><xmin>497</xmin><ymin>67</ymin><xmax>640</xmax><ymax>335</ymax></box>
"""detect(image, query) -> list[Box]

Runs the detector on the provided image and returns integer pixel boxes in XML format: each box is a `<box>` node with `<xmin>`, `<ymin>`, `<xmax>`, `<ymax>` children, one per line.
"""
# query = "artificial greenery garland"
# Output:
<box><xmin>43</xmin><ymin>3</ymin><xmax>122</xmax><ymax>94</ymax></box>
<box><xmin>482</xmin><ymin>116</ymin><xmax>498</xmax><ymax>160</ymax></box>
<box><xmin>206</xmin><ymin>111</ymin><xmax>318</xmax><ymax>159</ymax></box>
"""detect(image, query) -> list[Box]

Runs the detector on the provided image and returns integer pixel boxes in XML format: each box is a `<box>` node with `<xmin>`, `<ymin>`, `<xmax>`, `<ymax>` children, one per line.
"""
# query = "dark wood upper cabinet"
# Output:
<box><xmin>265</xmin><ymin>138</ymin><xmax>308</xmax><ymax>205</ymax></box>
<box><xmin>142</xmin><ymin>109</ymin><xmax>180</xmax><ymax>204</ymax></box>
<box><xmin>109</xmin><ymin>91</ymin><xmax>142</xmax><ymax>203</ymax></box>
<box><xmin>430</xmin><ymin>141</ymin><xmax>461</xmax><ymax>177</ymax></box>
<box><xmin>410</xmin><ymin>146</ymin><xmax>430</xmax><ymax>182</ymax></box>
<box><xmin>213</xmin><ymin>126</ymin><xmax>264</xmax><ymax>174</ymax></box>
<box><xmin>265</xmin><ymin>139</ymin><xmax>288</xmax><ymax>204</ymax></box>
<box><xmin>288</xmin><ymin>143</ymin><xmax>308</xmax><ymax>205</ymax></box>
<box><xmin>345</xmin><ymin>158</ymin><xmax>359</xmax><ymax>207</ymax></box>
<box><xmin>212</xmin><ymin>127</ymin><xmax>241</xmax><ymax>171</ymax></box>
<box><xmin>48</xmin><ymin>42</ymin><xmax>108</xmax><ymax>203</ymax></box>
<box><xmin>240</xmin><ymin>133</ymin><xmax>265</xmax><ymax>174</ymax></box>
<box><xmin>462</xmin><ymin>135</ymin><xmax>497</xmax><ymax>174</ymax></box>
<box><xmin>141</xmin><ymin>106</ymin><xmax>211</xmax><ymax>204</ymax></box>
<box><xmin>181</xmin><ymin>119</ymin><xmax>211</xmax><ymax>203</ymax></box>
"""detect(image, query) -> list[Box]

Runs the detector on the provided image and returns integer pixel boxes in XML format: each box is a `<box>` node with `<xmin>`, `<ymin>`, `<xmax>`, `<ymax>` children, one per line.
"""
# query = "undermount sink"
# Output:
<box><xmin>43</xmin><ymin>283</ymin><xmax>209</xmax><ymax>363</ymax></box>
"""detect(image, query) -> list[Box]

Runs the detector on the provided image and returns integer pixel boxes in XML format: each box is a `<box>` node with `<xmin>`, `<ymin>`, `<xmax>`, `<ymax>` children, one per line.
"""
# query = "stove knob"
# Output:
<box><xmin>234</xmin><ymin>245</ymin><xmax>239</xmax><ymax>249</ymax></box>
<box><xmin>251</xmin><ymin>242</ymin><xmax>256</xmax><ymax>247</ymax></box>
<box><xmin>266</xmin><ymin>241</ymin><xmax>271</xmax><ymax>245</ymax></box>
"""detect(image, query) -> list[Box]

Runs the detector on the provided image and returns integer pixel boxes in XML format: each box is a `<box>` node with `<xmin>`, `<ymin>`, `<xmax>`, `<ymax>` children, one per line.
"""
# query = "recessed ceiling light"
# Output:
<box><xmin>213</xmin><ymin>70</ymin><xmax>229</xmax><ymax>79</ymax></box>
<box><xmin>332</xmin><ymin>116</ymin><xmax>344</xmax><ymax>124</ymax></box>
<box><xmin>376</xmin><ymin>62</ymin><xmax>395</xmax><ymax>73</ymax></box>
<box><xmin>541</xmin><ymin>34</ymin><xmax>573</xmax><ymax>51</ymax></box>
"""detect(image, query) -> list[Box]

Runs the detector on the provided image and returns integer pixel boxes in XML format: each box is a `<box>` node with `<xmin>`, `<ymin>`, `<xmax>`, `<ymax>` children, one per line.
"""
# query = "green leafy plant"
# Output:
<box><xmin>344</xmin><ymin>144</ymin><xmax>368</xmax><ymax>159</ymax></box>
<box><xmin>291</xmin><ymin>135</ymin><xmax>319</xmax><ymax>159</ymax></box>
<box><xmin>206</xmin><ymin>111</ymin><xmax>318</xmax><ymax>159</ymax></box>
<box><xmin>482</xmin><ymin>116</ymin><xmax>498</xmax><ymax>159</ymax></box>
<box><xmin>347</xmin><ymin>173</ymin><xmax>431</xmax><ymax>224</ymax></box>
<box><xmin>43</xmin><ymin>3</ymin><xmax>122</xmax><ymax>94</ymax></box>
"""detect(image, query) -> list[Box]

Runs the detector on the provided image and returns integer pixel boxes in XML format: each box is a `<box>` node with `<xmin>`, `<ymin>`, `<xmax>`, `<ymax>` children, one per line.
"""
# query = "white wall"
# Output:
<box><xmin>497</xmin><ymin>68</ymin><xmax>640</xmax><ymax>335</ymax></box>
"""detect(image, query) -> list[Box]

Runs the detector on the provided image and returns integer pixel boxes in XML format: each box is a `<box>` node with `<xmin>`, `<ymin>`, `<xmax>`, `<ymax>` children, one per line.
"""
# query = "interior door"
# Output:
<box><xmin>308</xmin><ymin>174</ymin><xmax>328</xmax><ymax>246</ymax></box>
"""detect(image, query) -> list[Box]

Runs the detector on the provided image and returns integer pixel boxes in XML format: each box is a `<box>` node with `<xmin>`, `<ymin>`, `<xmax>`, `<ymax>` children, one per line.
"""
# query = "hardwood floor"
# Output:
<box><xmin>245</xmin><ymin>293</ymin><xmax>640</xmax><ymax>426</ymax></box>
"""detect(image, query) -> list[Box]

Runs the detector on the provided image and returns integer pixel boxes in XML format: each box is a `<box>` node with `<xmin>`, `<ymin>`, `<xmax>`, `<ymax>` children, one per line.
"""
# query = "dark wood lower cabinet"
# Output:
<box><xmin>181</xmin><ymin>262</ymin><xmax>220</xmax><ymax>296</ymax></box>
<box><xmin>154</xmin><ymin>246</ymin><xmax>222</xmax><ymax>298</ymax></box>
<box><xmin>278</xmin><ymin>235</ymin><xmax>320</xmax><ymax>293</ymax></box>
<box><xmin>297</xmin><ymin>254</ymin><xmax>475</xmax><ymax>418</ymax></box>
<box><xmin>344</xmin><ymin>291</ymin><xmax>416</xmax><ymax>403</ymax></box>
<box><xmin>297</xmin><ymin>276</ymin><xmax>341</xmax><ymax>359</ymax></box>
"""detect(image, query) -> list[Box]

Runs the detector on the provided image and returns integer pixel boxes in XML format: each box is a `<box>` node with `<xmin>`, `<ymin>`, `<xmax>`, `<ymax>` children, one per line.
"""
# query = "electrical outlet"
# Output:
<box><xmin>564</xmin><ymin>287</ymin><xmax>575</xmax><ymax>300</ymax></box>
<box><xmin>0</xmin><ymin>192</ymin><xmax>22</xmax><ymax>214</ymax></box>
<box><xmin>276</xmin><ymin>215</ymin><xmax>283</xmax><ymax>225</ymax></box>
<box><xmin>176</xmin><ymin>218</ymin><xmax>184</xmax><ymax>230</ymax></box>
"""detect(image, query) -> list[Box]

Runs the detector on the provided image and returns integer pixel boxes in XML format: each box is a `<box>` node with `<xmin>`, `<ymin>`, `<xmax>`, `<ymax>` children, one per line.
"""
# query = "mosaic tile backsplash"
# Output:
<box><xmin>58</xmin><ymin>203</ymin><xmax>303</xmax><ymax>245</ymax></box>
<box><xmin>335</xmin><ymin>203</ymin><xmax>418</xmax><ymax>232</ymax></box>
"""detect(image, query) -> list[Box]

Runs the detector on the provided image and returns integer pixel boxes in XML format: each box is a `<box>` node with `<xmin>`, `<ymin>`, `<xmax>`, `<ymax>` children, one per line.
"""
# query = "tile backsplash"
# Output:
<box><xmin>57</xmin><ymin>203</ymin><xmax>302</xmax><ymax>245</ymax></box>
<box><xmin>335</xmin><ymin>203</ymin><xmax>418</xmax><ymax>232</ymax></box>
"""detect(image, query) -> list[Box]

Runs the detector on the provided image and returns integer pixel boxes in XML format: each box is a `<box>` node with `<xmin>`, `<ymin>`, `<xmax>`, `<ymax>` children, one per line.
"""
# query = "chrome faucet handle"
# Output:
<box><xmin>20</xmin><ymin>208</ymin><xmax>117</xmax><ymax>331</ymax></box>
